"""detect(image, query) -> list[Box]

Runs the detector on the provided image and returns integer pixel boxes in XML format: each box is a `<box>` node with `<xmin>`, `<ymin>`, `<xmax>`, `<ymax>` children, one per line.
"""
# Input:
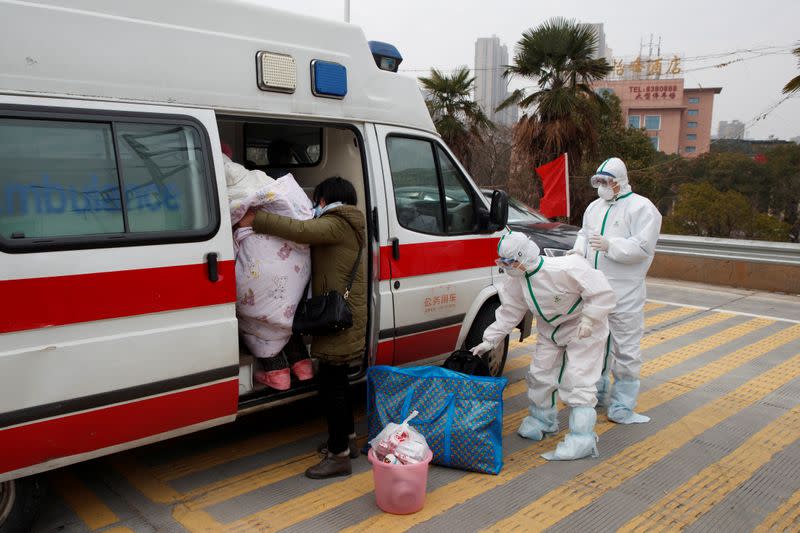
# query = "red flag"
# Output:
<box><xmin>534</xmin><ymin>153</ymin><xmax>570</xmax><ymax>218</ymax></box>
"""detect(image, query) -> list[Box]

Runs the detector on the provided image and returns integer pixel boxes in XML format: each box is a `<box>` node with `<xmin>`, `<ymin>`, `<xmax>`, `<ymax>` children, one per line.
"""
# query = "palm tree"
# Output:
<box><xmin>498</xmin><ymin>18</ymin><xmax>612</xmax><ymax>180</ymax></box>
<box><xmin>783</xmin><ymin>45</ymin><xmax>800</xmax><ymax>94</ymax></box>
<box><xmin>419</xmin><ymin>67</ymin><xmax>493</xmax><ymax>171</ymax></box>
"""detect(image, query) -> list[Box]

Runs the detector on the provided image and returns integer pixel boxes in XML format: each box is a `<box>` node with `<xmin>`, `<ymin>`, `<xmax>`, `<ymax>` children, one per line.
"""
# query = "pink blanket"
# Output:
<box><xmin>226</xmin><ymin>158</ymin><xmax>313</xmax><ymax>358</ymax></box>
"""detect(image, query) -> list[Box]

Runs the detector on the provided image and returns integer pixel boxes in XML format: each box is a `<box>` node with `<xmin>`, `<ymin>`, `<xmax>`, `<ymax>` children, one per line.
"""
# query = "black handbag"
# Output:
<box><xmin>292</xmin><ymin>242</ymin><xmax>362</xmax><ymax>337</ymax></box>
<box><xmin>442</xmin><ymin>349</ymin><xmax>492</xmax><ymax>376</ymax></box>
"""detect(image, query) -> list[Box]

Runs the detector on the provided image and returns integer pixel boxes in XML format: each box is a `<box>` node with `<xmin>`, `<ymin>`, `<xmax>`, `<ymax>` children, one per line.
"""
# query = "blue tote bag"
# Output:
<box><xmin>367</xmin><ymin>365</ymin><xmax>507</xmax><ymax>475</ymax></box>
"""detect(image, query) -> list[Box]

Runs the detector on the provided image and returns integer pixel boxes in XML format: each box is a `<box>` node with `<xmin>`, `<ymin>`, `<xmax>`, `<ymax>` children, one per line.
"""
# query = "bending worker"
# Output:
<box><xmin>471</xmin><ymin>233</ymin><xmax>616</xmax><ymax>460</ymax></box>
<box><xmin>571</xmin><ymin>157</ymin><xmax>662</xmax><ymax>424</ymax></box>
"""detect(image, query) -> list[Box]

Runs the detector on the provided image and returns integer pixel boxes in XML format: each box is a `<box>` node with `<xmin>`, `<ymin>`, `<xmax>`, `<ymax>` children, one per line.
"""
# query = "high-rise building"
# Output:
<box><xmin>580</xmin><ymin>23</ymin><xmax>613</xmax><ymax>62</ymax></box>
<box><xmin>474</xmin><ymin>36</ymin><xmax>517</xmax><ymax>126</ymax></box>
<box><xmin>718</xmin><ymin>120</ymin><xmax>746</xmax><ymax>140</ymax></box>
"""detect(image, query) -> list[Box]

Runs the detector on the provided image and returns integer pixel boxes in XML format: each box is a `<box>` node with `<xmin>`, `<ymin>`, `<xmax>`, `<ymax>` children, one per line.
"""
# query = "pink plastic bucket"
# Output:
<box><xmin>368</xmin><ymin>448</ymin><xmax>433</xmax><ymax>514</ymax></box>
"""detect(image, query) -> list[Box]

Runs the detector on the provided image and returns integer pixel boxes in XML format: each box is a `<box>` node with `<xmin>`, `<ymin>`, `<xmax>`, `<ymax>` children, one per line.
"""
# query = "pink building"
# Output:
<box><xmin>592</xmin><ymin>79</ymin><xmax>721</xmax><ymax>157</ymax></box>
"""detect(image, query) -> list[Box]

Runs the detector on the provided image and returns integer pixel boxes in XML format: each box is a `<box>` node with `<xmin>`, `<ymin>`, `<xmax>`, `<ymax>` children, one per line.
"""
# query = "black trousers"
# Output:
<box><xmin>317</xmin><ymin>361</ymin><xmax>354</xmax><ymax>455</ymax></box>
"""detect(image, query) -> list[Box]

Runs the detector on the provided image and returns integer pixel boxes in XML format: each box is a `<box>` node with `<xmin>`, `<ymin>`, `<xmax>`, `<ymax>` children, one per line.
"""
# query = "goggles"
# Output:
<box><xmin>496</xmin><ymin>257</ymin><xmax>516</xmax><ymax>267</ymax></box>
<box><xmin>590</xmin><ymin>172</ymin><xmax>616</xmax><ymax>188</ymax></box>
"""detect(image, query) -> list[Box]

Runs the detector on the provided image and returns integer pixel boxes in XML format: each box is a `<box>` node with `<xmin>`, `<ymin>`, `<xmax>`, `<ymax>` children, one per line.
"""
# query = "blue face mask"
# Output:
<box><xmin>313</xmin><ymin>204</ymin><xmax>323</xmax><ymax>218</ymax></box>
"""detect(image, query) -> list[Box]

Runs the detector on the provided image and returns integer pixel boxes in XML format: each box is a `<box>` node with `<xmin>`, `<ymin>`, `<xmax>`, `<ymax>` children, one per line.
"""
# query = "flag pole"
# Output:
<box><xmin>564</xmin><ymin>153</ymin><xmax>570</xmax><ymax>220</ymax></box>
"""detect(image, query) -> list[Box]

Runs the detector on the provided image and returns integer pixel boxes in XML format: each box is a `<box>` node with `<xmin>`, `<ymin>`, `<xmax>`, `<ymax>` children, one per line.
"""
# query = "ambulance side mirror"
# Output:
<box><xmin>488</xmin><ymin>190</ymin><xmax>508</xmax><ymax>231</ymax></box>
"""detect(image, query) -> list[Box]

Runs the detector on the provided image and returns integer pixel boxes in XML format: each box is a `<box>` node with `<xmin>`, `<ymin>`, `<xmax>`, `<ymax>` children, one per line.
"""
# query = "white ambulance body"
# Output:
<box><xmin>0</xmin><ymin>1</ymin><xmax>521</xmax><ymax>525</ymax></box>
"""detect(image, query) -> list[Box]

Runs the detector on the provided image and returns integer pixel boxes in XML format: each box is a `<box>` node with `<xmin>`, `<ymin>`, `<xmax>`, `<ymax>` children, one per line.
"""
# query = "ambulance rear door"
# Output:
<box><xmin>0</xmin><ymin>96</ymin><xmax>239</xmax><ymax>482</ymax></box>
<box><xmin>374</xmin><ymin>125</ymin><xmax>499</xmax><ymax>365</ymax></box>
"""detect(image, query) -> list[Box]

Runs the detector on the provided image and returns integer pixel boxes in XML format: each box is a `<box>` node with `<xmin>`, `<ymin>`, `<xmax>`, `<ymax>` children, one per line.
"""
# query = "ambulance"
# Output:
<box><xmin>0</xmin><ymin>1</ymin><xmax>527</xmax><ymax>528</ymax></box>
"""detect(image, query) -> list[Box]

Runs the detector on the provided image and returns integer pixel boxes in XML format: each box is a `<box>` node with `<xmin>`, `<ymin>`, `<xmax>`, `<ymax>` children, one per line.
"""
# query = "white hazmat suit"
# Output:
<box><xmin>473</xmin><ymin>233</ymin><xmax>616</xmax><ymax>460</ymax></box>
<box><xmin>572</xmin><ymin>157</ymin><xmax>663</xmax><ymax>424</ymax></box>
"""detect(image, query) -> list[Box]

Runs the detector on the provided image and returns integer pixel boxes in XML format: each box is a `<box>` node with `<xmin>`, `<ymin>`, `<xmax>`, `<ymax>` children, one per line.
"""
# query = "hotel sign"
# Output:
<box><xmin>629</xmin><ymin>84</ymin><xmax>679</xmax><ymax>101</ymax></box>
<box><xmin>612</xmin><ymin>55</ymin><xmax>682</xmax><ymax>80</ymax></box>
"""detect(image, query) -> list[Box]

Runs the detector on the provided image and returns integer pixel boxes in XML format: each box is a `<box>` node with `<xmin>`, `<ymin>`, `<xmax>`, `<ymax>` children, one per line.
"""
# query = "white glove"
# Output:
<box><xmin>589</xmin><ymin>235</ymin><xmax>609</xmax><ymax>252</ymax></box>
<box><xmin>566</xmin><ymin>249</ymin><xmax>580</xmax><ymax>256</ymax></box>
<box><xmin>577</xmin><ymin>316</ymin><xmax>593</xmax><ymax>339</ymax></box>
<box><xmin>470</xmin><ymin>341</ymin><xmax>493</xmax><ymax>356</ymax></box>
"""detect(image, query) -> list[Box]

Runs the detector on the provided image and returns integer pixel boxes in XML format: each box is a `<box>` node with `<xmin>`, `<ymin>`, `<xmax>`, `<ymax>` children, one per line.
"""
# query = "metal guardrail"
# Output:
<box><xmin>656</xmin><ymin>234</ymin><xmax>800</xmax><ymax>266</ymax></box>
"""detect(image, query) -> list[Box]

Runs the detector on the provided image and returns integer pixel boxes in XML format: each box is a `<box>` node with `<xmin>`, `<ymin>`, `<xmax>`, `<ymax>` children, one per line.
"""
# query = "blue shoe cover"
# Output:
<box><xmin>542</xmin><ymin>407</ymin><xmax>598</xmax><ymax>461</ymax></box>
<box><xmin>517</xmin><ymin>405</ymin><xmax>558</xmax><ymax>441</ymax></box>
<box><xmin>596</xmin><ymin>374</ymin><xmax>611</xmax><ymax>408</ymax></box>
<box><xmin>608</xmin><ymin>379</ymin><xmax>650</xmax><ymax>424</ymax></box>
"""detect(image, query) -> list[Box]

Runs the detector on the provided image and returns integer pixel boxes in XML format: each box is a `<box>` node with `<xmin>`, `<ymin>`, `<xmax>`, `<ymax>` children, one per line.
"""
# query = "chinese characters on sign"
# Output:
<box><xmin>424</xmin><ymin>286</ymin><xmax>458</xmax><ymax>314</ymax></box>
<box><xmin>611</xmin><ymin>55</ymin><xmax>682</xmax><ymax>79</ymax></box>
<box><xmin>630</xmin><ymin>84</ymin><xmax>679</xmax><ymax>101</ymax></box>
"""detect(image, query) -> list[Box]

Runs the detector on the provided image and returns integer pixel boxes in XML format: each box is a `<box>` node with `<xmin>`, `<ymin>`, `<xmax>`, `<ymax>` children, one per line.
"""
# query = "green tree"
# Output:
<box><xmin>664</xmin><ymin>182</ymin><xmax>791</xmax><ymax>241</ymax></box>
<box><xmin>419</xmin><ymin>67</ymin><xmax>492</xmax><ymax>172</ymax></box>
<box><xmin>764</xmin><ymin>143</ymin><xmax>800</xmax><ymax>241</ymax></box>
<box><xmin>783</xmin><ymin>44</ymin><xmax>800</xmax><ymax>95</ymax></box>
<box><xmin>499</xmin><ymin>18</ymin><xmax>611</xmax><ymax>174</ymax></box>
<box><xmin>575</xmin><ymin>92</ymin><xmax>662</xmax><ymax>223</ymax></box>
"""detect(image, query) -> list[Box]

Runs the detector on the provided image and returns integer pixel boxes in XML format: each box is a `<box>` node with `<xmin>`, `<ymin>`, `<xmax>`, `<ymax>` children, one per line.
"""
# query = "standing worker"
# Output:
<box><xmin>571</xmin><ymin>157</ymin><xmax>662</xmax><ymax>424</ymax></box>
<box><xmin>471</xmin><ymin>233</ymin><xmax>616</xmax><ymax>460</ymax></box>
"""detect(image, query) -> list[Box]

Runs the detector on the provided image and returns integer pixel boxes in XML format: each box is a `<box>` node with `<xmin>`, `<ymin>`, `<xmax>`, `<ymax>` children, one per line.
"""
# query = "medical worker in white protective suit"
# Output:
<box><xmin>471</xmin><ymin>233</ymin><xmax>616</xmax><ymax>460</ymax></box>
<box><xmin>570</xmin><ymin>157</ymin><xmax>662</xmax><ymax>424</ymax></box>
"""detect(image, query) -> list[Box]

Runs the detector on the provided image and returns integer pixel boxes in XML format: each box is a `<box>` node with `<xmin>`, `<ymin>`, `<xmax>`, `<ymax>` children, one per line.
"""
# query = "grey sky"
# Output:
<box><xmin>257</xmin><ymin>0</ymin><xmax>799</xmax><ymax>140</ymax></box>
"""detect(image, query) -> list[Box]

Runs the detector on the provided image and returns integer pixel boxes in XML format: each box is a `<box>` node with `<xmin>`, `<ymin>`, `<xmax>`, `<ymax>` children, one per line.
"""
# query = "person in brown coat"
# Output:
<box><xmin>239</xmin><ymin>176</ymin><xmax>367</xmax><ymax>479</ymax></box>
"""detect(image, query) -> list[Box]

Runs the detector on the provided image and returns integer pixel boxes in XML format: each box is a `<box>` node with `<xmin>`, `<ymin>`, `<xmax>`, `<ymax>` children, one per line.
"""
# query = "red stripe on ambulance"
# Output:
<box><xmin>379</xmin><ymin>237</ymin><xmax>499</xmax><ymax>280</ymax></box>
<box><xmin>0</xmin><ymin>261</ymin><xmax>237</xmax><ymax>334</ymax></box>
<box><xmin>393</xmin><ymin>324</ymin><xmax>461</xmax><ymax>365</ymax></box>
<box><xmin>0</xmin><ymin>379</ymin><xmax>238</xmax><ymax>475</ymax></box>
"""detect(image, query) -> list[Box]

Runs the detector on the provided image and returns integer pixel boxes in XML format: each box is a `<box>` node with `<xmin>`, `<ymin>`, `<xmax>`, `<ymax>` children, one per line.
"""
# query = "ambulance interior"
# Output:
<box><xmin>216</xmin><ymin>117</ymin><xmax>370</xmax><ymax>401</ymax></box>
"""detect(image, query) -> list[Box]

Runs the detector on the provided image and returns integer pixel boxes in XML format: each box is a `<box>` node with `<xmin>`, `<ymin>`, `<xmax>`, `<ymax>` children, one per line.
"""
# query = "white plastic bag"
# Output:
<box><xmin>368</xmin><ymin>410</ymin><xmax>430</xmax><ymax>465</ymax></box>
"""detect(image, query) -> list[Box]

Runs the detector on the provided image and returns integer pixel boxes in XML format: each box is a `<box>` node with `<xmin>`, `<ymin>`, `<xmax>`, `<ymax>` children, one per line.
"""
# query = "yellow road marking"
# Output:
<box><xmin>102</xmin><ymin>528</ymin><xmax>135</xmax><ymax>533</ymax></box>
<box><xmin>343</xmin><ymin>322</ymin><xmax>798</xmax><ymax>532</ymax></box>
<box><xmin>640</xmin><ymin>311</ymin><xmax>732</xmax><ymax>350</ymax></box>
<box><xmin>152</xmin><ymin>418</ymin><xmax>328</xmax><ymax>482</ymax></box>
<box><xmin>640</xmin><ymin>317</ymin><xmax>772</xmax><ymax>376</ymax></box>
<box><xmin>154</xmin><ymin>306</ymin><xmax>696</xmax><ymax>493</ymax></box>
<box><xmin>110</xmin><ymin>457</ymin><xmax>183</xmax><ymax>504</ymax></box>
<box><xmin>642</xmin><ymin>305</ymin><xmax>699</xmax><ymax>327</ymax></box>
<box><xmin>504</xmin><ymin>311</ymin><xmax>748</xmax><ymax>390</ymax></box>
<box><xmin>621</xmin><ymin>404</ymin><xmax>800</xmax><ymax>532</ymax></box>
<box><xmin>50</xmin><ymin>471</ymin><xmax>119</xmax><ymax>530</ymax></box>
<box><xmin>485</xmin><ymin>346</ymin><xmax>800</xmax><ymax>531</ymax></box>
<box><xmin>644</xmin><ymin>301</ymin><xmax>666</xmax><ymax>312</ymax></box>
<box><xmin>172</xmin><ymin>313</ymin><xmax>774</xmax><ymax>531</ymax></box>
<box><xmin>503</xmin><ymin>354</ymin><xmax>532</xmax><ymax>373</ymax></box>
<box><xmin>755</xmin><ymin>487</ymin><xmax>800</xmax><ymax>532</ymax></box>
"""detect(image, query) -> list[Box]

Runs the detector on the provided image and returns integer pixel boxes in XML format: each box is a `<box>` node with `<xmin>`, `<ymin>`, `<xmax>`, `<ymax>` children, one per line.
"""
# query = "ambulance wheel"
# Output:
<box><xmin>465</xmin><ymin>300</ymin><xmax>508</xmax><ymax>377</ymax></box>
<box><xmin>0</xmin><ymin>476</ymin><xmax>44</xmax><ymax>533</ymax></box>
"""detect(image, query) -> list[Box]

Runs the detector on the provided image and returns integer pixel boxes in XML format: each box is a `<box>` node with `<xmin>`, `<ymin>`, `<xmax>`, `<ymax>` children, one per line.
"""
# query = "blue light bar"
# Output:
<box><xmin>311</xmin><ymin>60</ymin><xmax>347</xmax><ymax>99</ymax></box>
<box><xmin>368</xmin><ymin>41</ymin><xmax>402</xmax><ymax>72</ymax></box>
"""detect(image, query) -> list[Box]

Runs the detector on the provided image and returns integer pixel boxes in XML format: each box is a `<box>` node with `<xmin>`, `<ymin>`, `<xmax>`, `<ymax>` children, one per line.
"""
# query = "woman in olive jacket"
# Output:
<box><xmin>239</xmin><ymin>176</ymin><xmax>366</xmax><ymax>479</ymax></box>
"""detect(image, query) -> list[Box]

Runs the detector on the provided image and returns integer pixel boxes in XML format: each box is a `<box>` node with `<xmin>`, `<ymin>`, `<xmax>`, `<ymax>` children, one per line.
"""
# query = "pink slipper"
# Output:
<box><xmin>291</xmin><ymin>359</ymin><xmax>314</xmax><ymax>381</ymax></box>
<box><xmin>254</xmin><ymin>369</ymin><xmax>291</xmax><ymax>390</ymax></box>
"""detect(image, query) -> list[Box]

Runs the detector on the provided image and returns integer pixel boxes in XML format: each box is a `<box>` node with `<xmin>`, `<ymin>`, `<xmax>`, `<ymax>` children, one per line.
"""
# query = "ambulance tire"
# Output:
<box><xmin>0</xmin><ymin>476</ymin><xmax>44</xmax><ymax>533</ymax></box>
<box><xmin>464</xmin><ymin>300</ymin><xmax>508</xmax><ymax>377</ymax></box>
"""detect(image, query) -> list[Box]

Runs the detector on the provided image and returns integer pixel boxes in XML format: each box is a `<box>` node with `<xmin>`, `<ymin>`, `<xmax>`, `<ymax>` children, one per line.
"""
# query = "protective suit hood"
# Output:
<box><xmin>591</xmin><ymin>157</ymin><xmax>632</xmax><ymax>197</ymax></box>
<box><xmin>497</xmin><ymin>232</ymin><xmax>541</xmax><ymax>271</ymax></box>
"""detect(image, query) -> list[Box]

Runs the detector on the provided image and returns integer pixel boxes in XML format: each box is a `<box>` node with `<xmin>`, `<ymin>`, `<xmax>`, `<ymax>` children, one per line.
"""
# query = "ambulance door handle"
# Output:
<box><xmin>206</xmin><ymin>252</ymin><xmax>219</xmax><ymax>282</ymax></box>
<box><xmin>390</xmin><ymin>238</ymin><xmax>400</xmax><ymax>260</ymax></box>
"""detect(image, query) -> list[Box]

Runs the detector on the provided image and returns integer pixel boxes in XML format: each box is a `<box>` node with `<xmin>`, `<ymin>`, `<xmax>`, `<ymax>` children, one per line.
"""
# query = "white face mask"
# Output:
<box><xmin>505</xmin><ymin>267</ymin><xmax>525</xmax><ymax>278</ymax></box>
<box><xmin>598</xmin><ymin>185</ymin><xmax>615</xmax><ymax>201</ymax></box>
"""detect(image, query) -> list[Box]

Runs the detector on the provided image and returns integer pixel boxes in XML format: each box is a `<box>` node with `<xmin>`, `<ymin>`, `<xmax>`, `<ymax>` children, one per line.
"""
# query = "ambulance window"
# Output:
<box><xmin>244</xmin><ymin>123</ymin><xmax>322</xmax><ymax>168</ymax></box>
<box><xmin>386</xmin><ymin>136</ymin><xmax>445</xmax><ymax>235</ymax></box>
<box><xmin>116</xmin><ymin>123</ymin><xmax>210</xmax><ymax>232</ymax></box>
<box><xmin>436</xmin><ymin>146</ymin><xmax>476</xmax><ymax>234</ymax></box>
<box><xmin>0</xmin><ymin>118</ymin><xmax>125</xmax><ymax>240</ymax></box>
